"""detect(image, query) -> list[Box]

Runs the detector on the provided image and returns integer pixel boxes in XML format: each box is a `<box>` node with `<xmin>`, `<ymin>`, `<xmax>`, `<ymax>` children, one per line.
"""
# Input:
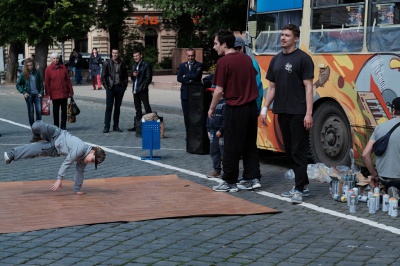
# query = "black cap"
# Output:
<box><xmin>387</xmin><ymin>97</ymin><xmax>400</xmax><ymax>110</ymax></box>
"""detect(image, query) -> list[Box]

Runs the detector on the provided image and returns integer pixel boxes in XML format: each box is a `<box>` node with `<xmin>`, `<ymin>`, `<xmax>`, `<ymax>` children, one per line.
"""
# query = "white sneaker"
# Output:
<box><xmin>291</xmin><ymin>191</ymin><xmax>303</xmax><ymax>204</ymax></box>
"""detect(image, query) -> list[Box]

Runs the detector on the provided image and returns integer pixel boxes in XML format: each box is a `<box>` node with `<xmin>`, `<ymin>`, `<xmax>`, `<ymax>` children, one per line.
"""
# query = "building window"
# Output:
<box><xmin>145</xmin><ymin>29</ymin><xmax>158</xmax><ymax>49</ymax></box>
<box><xmin>75</xmin><ymin>38</ymin><xmax>88</xmax><ymax>53</ymax></box>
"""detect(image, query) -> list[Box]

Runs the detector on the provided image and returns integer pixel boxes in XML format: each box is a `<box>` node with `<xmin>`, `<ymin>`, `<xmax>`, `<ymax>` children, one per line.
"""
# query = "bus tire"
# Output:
<box><xmin>310</xmin><ymin>102</ymin><xmax>351</xmax><ymax>167</ymax></box>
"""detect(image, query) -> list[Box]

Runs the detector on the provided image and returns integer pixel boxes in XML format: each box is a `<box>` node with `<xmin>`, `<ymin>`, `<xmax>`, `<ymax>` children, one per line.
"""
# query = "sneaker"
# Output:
<box><xmin>388</xmin><ymin>186</ymin><xmax>400</xmax><ymax>200</ymax></box>
<box><xmin>207</xmin><ymin>170</ymin><xmax>221</xmax><ymax>178</ymax></box>
<box><xmin>237</xmin><ymin>178</ymin><xmax>261</xmax><ymax>190</ymax></box>
<box><xmin>281</xmin><ymin>187</ymin><xmax>310</xmax><ymax>197</ymax></box>
<box><xmin>4</xmin><ymin>151</ymin><xmax>14</xmax><ymax>164</ymax></box>
<box><xmin>237</xmin><ymin>176</ymin><xmax>246</xmax><ymax>184</ymax></box>
<box><xmin>291</xmin><ymin>191</ymin><xmax>303</xmax><ymax>204</ymax></box>
<box><xmin>213</xmin><ymin>182</ymin><xmax>239</xmax><ymax>192</ymax></box>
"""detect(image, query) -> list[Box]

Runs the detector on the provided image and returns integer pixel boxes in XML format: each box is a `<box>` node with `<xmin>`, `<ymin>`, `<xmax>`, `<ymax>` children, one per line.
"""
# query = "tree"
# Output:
<box><xmin>96</xmin><ymin>0</ymin><xmax>134</xmax><ymax>55</ymax></box>
<box><xmin>0</xmin><ymin>0</ymin><xmax>97</xmax><ymax>83</ymax></box>
<box><xmin>140</xmin><ymin>0</ymin><xmax>248</xmax><ymax>69</ymax></box>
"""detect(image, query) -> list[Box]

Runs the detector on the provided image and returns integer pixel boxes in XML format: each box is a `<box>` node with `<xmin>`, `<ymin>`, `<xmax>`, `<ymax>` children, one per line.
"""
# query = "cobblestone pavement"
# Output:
<box><xmin>1</xmin><ymin>84</ymin><xmax>400</xmax><ymax>266</ymax></box>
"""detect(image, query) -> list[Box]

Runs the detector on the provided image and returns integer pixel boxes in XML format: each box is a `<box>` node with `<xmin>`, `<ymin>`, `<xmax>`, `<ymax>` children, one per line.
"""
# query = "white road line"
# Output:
<box><xmin>3</xmin><ymin>118</ymin><xmax>400</xmax><ymax>235</ymax></box>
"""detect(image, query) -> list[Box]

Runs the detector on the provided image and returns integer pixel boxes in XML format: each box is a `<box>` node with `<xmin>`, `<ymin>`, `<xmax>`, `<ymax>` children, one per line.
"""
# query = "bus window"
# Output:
<box><xmin>253</xmin><ymin>10</ymin><xmax>302</xmax><ymax>54</ymax></box>
<box><xmin>367</xmin><ymin>1</ymin><xmax>400</xmax><ymax>52</ymax></box>
<box><xmin>310</xmin><ymin>1</ymin><xmax>364</xmax><ymax>53</ymax></box>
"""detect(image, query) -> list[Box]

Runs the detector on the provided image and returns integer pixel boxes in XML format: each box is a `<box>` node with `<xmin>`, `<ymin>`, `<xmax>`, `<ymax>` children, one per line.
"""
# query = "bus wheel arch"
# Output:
<box><xmin>310</xmin><ymin>100</ymin><xmax>351</xmax><ymax>167</ymax></box>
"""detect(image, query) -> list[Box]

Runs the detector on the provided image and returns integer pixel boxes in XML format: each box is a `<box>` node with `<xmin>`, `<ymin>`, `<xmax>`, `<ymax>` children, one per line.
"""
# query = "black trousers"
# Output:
<box><xmin>133</xmin><ymin>90</ymin><xmax>152</xmax><ymax>120</ymax></box>
<box><xmin>52</xmin><ymin>98</ymin><xmax>68</xmax><ymax>129</ymax></box>
<box><xmin>278</xmin><ymin>113</ymin><xmax>310</xmax><ymax>191</ymax></box>
<box><xmin>222</xmin><ymin>101</ymin><xmax>261</xmax><ymax>184</ymax></box>
<box><xmin>104</xmin><ymin>85</ymin><xmax>125</xmax><ymax>128</ymax></box>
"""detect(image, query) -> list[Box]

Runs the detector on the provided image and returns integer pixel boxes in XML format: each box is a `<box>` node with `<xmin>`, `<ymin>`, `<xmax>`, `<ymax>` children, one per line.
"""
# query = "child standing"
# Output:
<box><xmin>206</xmin><ymin>87</ymin><xmax>226</xmax><ymax>178</ymax></box>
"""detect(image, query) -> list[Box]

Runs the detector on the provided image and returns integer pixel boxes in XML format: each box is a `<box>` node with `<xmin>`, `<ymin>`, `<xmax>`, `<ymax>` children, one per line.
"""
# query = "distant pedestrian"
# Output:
<box><xmin>206</xmin><ymin>87</ymin><xmax>225</xmax><ymax>178</ymax></box>
<box><xmin>69</xmin><ymin>49</ymin><xmax>83</xmax><ymax>84</ymax></box>
<box><xmin>177</xmin><ymin>49</ymin><xmax>203</xmax><ymax>137</ymax></box>
<box><xmin>45</xmin><ymin>52</ymin><xmax>74</xmax><ymax>130</ymax></box>
<box><xmin>261</xmin><ymin>24</ymin><xmax>314</xmax><ymax>204</ymax></box>
<box><xmin>101</xmin><ymin>48</ymin><xmax>128</xmax><ymax>133</ymax></box>
<box><xmin>128</xmin><ymin>51</ymin><xmax>153</xmax><ymax>132</ymax></box>
<box><xmin>4</xmin><ymin>120</ymin><xmax>106</xmax><ymax>194</ymax></box>
<box><xmin>210</xmin><ymin>29</ymin><xmax>261</xmax><ymax>192</ymax></box>
<box><xmin>16</xmin><ymin>58</ymin><xmax>44</xmax><ymax>142</ymax></box>
<box><xmin>89</xmin><ymin>48</ymin><xmax>103</xmax><ymax>90</ymax></box>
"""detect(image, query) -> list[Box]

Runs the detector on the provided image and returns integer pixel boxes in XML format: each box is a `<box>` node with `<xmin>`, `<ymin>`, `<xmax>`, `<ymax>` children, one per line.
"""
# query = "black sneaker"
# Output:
<box><xmin>103</xmin><ymin>127</ymin><xmax>109</xmax><ymax>133</ymax></box>
<box><xmin>4</xmin><ymin>151</ymin><xmax>14</xmax><ymax>164</ymax></box>
<box><xmin>113</xmin><ymin>127</ymin><xmax>123</xmax><ymax>132</ymax></box>
<box><xmin>127</xmin><ymin>127</ymin><xmax>136</xmax><ymax>132</ymax></box>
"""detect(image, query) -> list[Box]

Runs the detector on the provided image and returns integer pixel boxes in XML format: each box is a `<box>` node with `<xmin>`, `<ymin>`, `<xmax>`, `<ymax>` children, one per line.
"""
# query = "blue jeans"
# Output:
<box><xmin>25</xmin><ymin>94</ymin><xmax>42</xmax><ymax>126</ymax></box>
<box><xmin>74</xmin><ymin>67</ymin><xmax>82</xmax><ymax>83</ymax></box>
<box><xmin>210</xmin><ymin>130</ymin><xmax>224</xmax><ymax>173</ymax></box>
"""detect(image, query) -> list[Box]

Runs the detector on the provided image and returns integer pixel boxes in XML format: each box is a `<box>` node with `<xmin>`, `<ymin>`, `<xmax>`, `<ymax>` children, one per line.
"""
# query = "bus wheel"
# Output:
<box><xmin>310</xmin><ymin>102</ymin><xmax>351</xmax><ymax>166</ymax></box>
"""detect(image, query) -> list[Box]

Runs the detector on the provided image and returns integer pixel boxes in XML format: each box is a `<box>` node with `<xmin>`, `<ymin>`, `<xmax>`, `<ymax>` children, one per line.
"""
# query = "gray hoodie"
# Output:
<box><xmin>54</xmin><ymin>130</ymin><xmax>92</xmax><ymax>191</ymax></box>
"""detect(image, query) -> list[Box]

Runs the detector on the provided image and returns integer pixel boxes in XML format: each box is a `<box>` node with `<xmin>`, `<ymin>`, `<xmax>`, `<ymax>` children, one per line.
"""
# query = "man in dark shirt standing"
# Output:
<box><xmin>177</xmin><ymin>49</ymin><xmax>203</xmax><ymax>136</ymax></box>
<box><xmin>261</xmin><ymin>24</ymin><xmax>314</xmax><ymax>204</ymax></box>
<box><xmin>209</xmin><ymin>29</ymin><xmax>261</xmax><ymax>192</ymax></box>
<box><xmin>101</xmin><ymin>48</ymin><xmax>128</xmax><ymax>133</ymax></box>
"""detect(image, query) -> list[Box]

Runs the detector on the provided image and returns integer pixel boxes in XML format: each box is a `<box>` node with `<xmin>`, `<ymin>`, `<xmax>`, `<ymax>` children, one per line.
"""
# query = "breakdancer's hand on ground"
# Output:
<box><xmin>51</xmin><ymin>179</ymin><xmax>62</xmax><ymax>191</ymax></box>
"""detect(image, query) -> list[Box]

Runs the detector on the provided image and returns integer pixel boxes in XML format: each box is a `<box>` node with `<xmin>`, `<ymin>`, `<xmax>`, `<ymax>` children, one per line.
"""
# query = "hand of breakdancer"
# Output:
<box><xmin>51</xmin><ymin>179</ymin><xmax>63</xmax><ymax>191</ymax></box>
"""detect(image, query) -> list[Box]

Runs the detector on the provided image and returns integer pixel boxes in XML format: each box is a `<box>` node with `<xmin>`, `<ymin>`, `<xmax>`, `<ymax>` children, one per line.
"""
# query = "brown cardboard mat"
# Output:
<box><xmin>0</xmin><ymin>175</ymin><xmax>279</xmax><ymax>233</ymax></box>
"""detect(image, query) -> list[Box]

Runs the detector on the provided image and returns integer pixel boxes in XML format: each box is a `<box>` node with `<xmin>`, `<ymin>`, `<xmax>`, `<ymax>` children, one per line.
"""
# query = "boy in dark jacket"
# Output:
<box><xmin>206</xmin><ymin>86</ymin><xmax>226</xmax><ymax>178</ymax></box>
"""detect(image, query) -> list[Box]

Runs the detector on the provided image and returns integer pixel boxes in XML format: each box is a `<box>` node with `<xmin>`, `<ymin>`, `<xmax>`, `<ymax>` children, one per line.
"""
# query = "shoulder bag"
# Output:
<box><xmin>41</xmin><ymin>95</ymin><xmax>51</xmax><ymax>116</ymax></box>
<box><xmin>372</xmin><ymin>122</ymin><xmax>400</xmax><ymax>156</ymax></box>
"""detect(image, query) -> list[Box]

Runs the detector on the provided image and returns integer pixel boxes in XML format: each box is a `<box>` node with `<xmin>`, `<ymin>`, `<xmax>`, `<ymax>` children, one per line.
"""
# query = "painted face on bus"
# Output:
<box><xmin>213</xmin><ymin>36</ymin><xmax>226</xmax><ymax>56</ymax></box>
<box><xmin>280</xmin><ymin>29</ymin><xmax>299</xmax><ymax>51</ymax></box>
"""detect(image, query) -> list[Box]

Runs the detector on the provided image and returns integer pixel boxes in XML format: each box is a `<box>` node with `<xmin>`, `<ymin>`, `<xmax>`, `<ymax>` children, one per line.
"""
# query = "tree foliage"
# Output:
<box><xmin>140</xmin><ymin>0</ymin><xmax>247</xmax><ymax>69</ymax></box>
<box><xmin>0</xmin><ymin>0</ymin><xmax>97</xmax><ymax>83</ymax></box>
<box><xmin>96</xmin><ymin>0</ymin><xmax>134</xmax><ymax>54</ymax></box>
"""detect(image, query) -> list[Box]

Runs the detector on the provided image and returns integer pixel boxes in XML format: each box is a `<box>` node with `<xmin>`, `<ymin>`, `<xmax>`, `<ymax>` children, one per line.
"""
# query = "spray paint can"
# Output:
<box><xmin>367</xmin><ymin>191</ymin><xmax>374</xmax><ymax>199</ymax></box>
<box><xmin>389</xmin><ymin>198</ymin><xmax>394</xmax><ymax>216</ymax></box>
<box><xmin>368</xmin><ymin>196</ymin><xmax>376</xmax><ymax>214</ymax></box>
<box><xmin>349</xmin><ymin>194</ymin><xmax>357</xmax><ymax>213</ymax></box>
<box><xmin>382</xmin><ymin>194</ymin><xmax>390</xmax><ymax>212</ymax></box>
<box><xmin>342</xmin><ymin>184</ymin><xmax>349</xmax><ymax>197</ymax></box>
<box><xmin>353</xmin><ymin>187</ymin><xmax>359</xmax><ymax>204</ymax></box>
<box><xmin>373</xmin><ymin>192</ymin><xmax>380</xmax><ymax>211</ymax></box>
<box><xmin>390</xmin><ymin>198</ymin><xmax>398</xmax><ymax>218</ymax></box>
<box><xmin>347</xmin><ymin>189</ymin><xmax>354</xmax><ymax>206</ymax></box>
<box><xmin>358</xmin><ymin>195</ymin><xmax>368</xmax><ymax>202</ymax></box>
<box><xmin>333</xmin><ymin>194</ymin><xmax>342</xmax><ymax>202</ymax></box>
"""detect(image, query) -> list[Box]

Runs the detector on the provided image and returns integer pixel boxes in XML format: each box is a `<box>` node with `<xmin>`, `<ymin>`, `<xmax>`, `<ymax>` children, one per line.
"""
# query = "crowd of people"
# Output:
<box><xmin>4</xmin><ymin>25</ymin><xmax>400</xmax><ymax>203</ymax></box>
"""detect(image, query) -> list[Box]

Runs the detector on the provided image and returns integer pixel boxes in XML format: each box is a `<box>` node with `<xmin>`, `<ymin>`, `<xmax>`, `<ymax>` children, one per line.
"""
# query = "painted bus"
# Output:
<box><xmin>248</xmin><ymin>0</ymin><xmax>400</xmax><ymax>167</ymax></box>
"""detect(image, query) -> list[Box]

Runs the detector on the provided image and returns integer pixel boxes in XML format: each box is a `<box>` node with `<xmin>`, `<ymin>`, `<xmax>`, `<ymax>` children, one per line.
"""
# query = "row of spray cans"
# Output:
<box><xmin>366</xmin><ymin>187</ymin><xmax>398</xmax><ymax>217</ymax></box>
<box><xmin>333</xmin><ymin>186</ymin><xmax>398</xmax><ymax>217</ymax></box>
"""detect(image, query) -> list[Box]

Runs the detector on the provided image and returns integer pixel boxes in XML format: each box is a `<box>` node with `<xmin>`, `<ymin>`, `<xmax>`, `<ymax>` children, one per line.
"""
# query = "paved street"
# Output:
<box><xmin>1</xmin><ymin>81</ymin><xmax>400</xmax><ymax>266</ymax></box>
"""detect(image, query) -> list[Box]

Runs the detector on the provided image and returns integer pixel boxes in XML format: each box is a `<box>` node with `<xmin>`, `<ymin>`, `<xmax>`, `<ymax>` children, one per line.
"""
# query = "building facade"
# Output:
<box><xmin>6</xmin><ymin>4</ymin><xmax>177</xmax><ymax>67</ymax></box>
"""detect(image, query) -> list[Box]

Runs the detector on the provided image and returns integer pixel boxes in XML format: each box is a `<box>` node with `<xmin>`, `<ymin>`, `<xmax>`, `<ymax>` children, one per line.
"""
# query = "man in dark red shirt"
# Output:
<box><xmin>208</xmin><ymin>29</ymin><xmax>261</xmax><ymax>192</ymax></box>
